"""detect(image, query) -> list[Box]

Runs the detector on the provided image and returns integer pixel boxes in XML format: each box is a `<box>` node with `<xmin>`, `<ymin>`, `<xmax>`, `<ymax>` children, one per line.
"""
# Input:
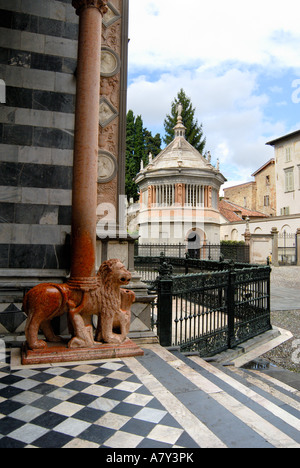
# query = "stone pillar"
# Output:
<box><xmin>175</xmin><ymin>183</ymin><xmax>184</xmax><ymax>206</ymax></box>
<box><xmin>243</xmin><ymin>218</ymin><xmax>251</xmax><ymax>263</ymax></box>
<box><xmin>148</xmin><ymin>186</ymin><xmax>152</xmax><ymax>208</ymax></box>
<box><xmin>208</xmin><ymin>186</ymin><xmax>212</xmax><ymax>208</ymax></box>
<box><xmin>271</xmin><ymin>227</ymin><xmax>279</xmax><ymax>267</ymax></box>
<box><xmin>297</xmin><ymin>229</ymin><xmax>300</xmax><ymax>266</ymax></box>
<box><xmin>22</xmin><ymin>0</ymin><xmax>144</xmax><ymax>363</ymax></box>
<box><xmin>204</xmin><ymin>186</ymin><xmax>208</xmax><ymax>207</ymax></box>
<box><xmin>70</xmin><ymin>0</ymin><xmax>108</xmax><ymax>279</ymax></box>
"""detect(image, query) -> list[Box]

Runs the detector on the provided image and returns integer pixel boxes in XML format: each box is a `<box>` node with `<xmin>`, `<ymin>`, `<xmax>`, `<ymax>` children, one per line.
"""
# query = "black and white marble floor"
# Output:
<box><xmin>1</xmin><ymin>343</ymin><xmax>300</xmax><ymax>449</ymax></box>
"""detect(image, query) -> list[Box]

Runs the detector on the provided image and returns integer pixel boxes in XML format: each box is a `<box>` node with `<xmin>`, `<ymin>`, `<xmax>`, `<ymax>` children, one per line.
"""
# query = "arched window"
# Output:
<box><xmin>231</xmin><ymin>229</ymin><xmax>238</xmax><ymax>241</ymax></box>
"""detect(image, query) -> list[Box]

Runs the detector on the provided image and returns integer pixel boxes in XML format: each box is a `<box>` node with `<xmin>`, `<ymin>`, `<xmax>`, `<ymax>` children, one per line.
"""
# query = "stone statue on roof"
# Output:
<box><xmin>176</xmin><ymin>102</ymin><xmax>183</xmax><ymax>118</ymax></box>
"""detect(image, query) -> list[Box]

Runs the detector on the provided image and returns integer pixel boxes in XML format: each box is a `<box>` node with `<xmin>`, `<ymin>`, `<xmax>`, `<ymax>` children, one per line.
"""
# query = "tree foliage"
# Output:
<box><xmin>164</xmin><ymin>89</ymin><xmax>206</xmax><ymax>154</ymax></box>
<box><xmin>125</xmin><ymin>110</ymin><xmax>162</xmax><ymax>201</ymax></box>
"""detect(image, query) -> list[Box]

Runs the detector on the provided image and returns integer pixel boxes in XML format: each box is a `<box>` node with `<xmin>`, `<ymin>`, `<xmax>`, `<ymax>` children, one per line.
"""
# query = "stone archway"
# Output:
<box><xmin>186</xmin><ymin>229</ymin><xmax>206</xmax><ymax>259</ymax></box>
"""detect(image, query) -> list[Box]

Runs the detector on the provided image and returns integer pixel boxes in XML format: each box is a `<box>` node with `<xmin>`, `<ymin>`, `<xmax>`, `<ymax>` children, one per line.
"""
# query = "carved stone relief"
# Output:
<box><xmin>98</xmin><ymin>0</ymin><xmax>123</xmax><ymax>213</ymax></box>
<box><xmin>98</xmin><ymin>150</ymin><xmax>118</xmax><ymax>183</ymax></box>
<box><xmin>99</xmin><ymin>96</ymin><xmax>119</xmax><ymax>128</ymax></box>
<box><xmin>101</xmin><ymin>46</ymin><xmax>121</xmax><ymax>77</ymax></box>
<box><xmin>102</xmin><ymin>1</ymin><xmax>121</xmax><ymax>27</ymax></box>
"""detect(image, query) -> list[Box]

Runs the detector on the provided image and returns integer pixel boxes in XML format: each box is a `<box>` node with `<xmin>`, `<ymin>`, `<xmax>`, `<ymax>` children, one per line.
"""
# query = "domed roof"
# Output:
<box><xmin>148</xmin><ymin>110</ymin><xmax>212</xmax><ymax>171</ymax></box>
<box><xmin>135</xmin><ymin>105</ymin><xmax>227</xmax><ymax>190</ymax></box>
<box><xmin>136</xmin><ymin>108</ymin><xmax>225</xmax><ymax>182</ymax></box>
<box><xmin>150</xmin><ymin>135</ymin><xmax>211</xmax><ymax>171</ymax></box>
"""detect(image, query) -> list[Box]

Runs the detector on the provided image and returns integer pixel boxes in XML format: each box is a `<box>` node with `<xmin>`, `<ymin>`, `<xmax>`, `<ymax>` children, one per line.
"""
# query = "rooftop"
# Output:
<box><xmin>266</xmin><ymin>130</ymin><xmax>300</xmax><ymax>146</ymax></box>
<box><xmin>251</xmin><ymin>159</ymin><xmax>275</xmax><ymax>177</ymax></box>
<box><xmin>136</xmin><ymin>106</ymin><xmax>226</xmax><ymax>186</ymax></box>
<box><xmin>219</xmin><ymin>199</ymin><xmax>269</xmax><ymax>223</ymax></box>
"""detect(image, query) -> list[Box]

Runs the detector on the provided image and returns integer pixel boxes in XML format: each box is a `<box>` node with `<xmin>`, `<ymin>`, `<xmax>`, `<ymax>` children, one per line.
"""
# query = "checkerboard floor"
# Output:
<box><xmin>0</xmin><ymin>351</ymin><xmax>198</xmax><ymax>448</ymax></box>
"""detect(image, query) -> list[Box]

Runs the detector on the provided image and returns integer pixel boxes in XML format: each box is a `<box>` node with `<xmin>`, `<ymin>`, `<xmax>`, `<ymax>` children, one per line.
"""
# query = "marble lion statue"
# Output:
<box><xmin>23</xmin><ymin>259</ymin><xmax>135</xmax><ymax>350</ymax></box>
<box><xmin>95</xmin><ymin>259</ymin><xmax>135</xmax><ymax>345</ymax></box>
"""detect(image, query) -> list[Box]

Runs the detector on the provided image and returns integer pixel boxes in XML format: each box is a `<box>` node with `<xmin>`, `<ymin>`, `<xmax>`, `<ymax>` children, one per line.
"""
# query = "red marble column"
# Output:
<box><xmin>22</xmin><ymin>1</ymin><xmax>144</xmax><ymax>359</ymax></box>
<box><xmin>71</xmin><ymin>0</ymin><xmax>108</xmax><ymax>279</ymax></box>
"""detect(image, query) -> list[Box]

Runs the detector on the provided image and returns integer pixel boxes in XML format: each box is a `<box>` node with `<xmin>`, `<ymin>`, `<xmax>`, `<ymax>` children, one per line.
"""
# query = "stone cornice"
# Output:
<box><xmin>72</xmin><ymin>0</ymin><xmax>108</xmax><ymax>16</ymax></box>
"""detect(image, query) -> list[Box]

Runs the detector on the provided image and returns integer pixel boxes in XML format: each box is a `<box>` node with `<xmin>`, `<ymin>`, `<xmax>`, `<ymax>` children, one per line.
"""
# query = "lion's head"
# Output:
<box><xmin>97</xmin><ymin>259</ymin><xmax>132</xmax><ymax>287</ymax></box>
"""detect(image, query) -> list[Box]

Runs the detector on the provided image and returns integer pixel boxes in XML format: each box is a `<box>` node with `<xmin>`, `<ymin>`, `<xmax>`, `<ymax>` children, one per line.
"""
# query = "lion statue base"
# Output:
<box><xmin>23</xmin><ymin>259</ymin><xmax>136</xmax><ymax>351</ymax></box>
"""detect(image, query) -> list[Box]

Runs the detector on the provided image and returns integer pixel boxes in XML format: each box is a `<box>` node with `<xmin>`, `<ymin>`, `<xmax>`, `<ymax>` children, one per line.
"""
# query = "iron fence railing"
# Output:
<box><xmin>278</xmin><ymin>232</ymin><xmax>297</xmax><ymax>265</ymax></box>
<box><xmin>136</xmin><ymin>256</ymin><xmax>271</xmax><ymax>357</ymax></box>
<box><xmin>135</xmin><ymin>242</ymin><xmax>250</xmax><ymax>263</ymax></box>
<box><xmin>135</xmin><ymin>255</ymin><xmax>251</xmax><ymax>287</ymax></box>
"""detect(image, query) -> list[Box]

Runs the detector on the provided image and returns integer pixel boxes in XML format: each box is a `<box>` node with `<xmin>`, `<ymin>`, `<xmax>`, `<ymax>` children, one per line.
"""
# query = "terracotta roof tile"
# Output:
<box><xmin>219</xmin><ymin>199</ymin><xmax>268</xmax><ymax>222</ymax></box>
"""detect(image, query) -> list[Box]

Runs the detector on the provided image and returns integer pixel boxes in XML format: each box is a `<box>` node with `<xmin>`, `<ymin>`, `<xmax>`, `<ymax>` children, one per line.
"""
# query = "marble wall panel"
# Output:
<box><xmin>0</xmin><ymin>0</ymin><xmax>78</xmax><ymax>283</ymax></box>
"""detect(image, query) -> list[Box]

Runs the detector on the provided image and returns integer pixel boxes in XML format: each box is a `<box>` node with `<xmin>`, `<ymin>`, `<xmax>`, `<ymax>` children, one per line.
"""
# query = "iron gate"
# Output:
<box><xmin>146</xmin><ymin>260</ymin><xmax>271</xmax><ymax>357</ymax></box>
<box><xmin>278</xmin><ymin>231</ymin><xmax>297</xmax><ymax>265</ymax></box>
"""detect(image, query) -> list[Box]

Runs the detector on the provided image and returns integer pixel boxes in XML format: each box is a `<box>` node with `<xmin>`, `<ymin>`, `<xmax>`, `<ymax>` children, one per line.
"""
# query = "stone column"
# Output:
<box><xmin>243</xmin><ymin>217</ymin><xmax>251</xmax><ymax>245</ymax></box>
<box><xmin>297</xmin><ymin>229</ymin><xmax>300</xmax><ymax>266</ymax></box>
<box><xmin>243</xmin><ymin>217</ymin><xmax>251</xmax><ymax>263</ymax></box>
<box><xmin>204</xmin><ymin>186</ymin><xmax>208</xmax><ymax>207</ymax></box>
<box><xmin>22</xmin><ymin>0</ymin><xmax>144</xmax><ymax>362</ymax></box>
<box><xmin>208</xmin><ymin>186</ymin><xmax>212</xmax><ymax>208</ymax></box>
<box><xmin>271</xmin><ymin>227</ymin><xmax>279</xmax><ymax>267</ymax></box>
<box><xmin>70</xmin><ymin>0</ymin><xmax>108</xmax><ymax>279</ymax></box>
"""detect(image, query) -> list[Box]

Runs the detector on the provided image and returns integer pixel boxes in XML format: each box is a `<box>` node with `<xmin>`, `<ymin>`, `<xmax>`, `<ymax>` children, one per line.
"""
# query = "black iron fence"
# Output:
<box><xmin>278</xmin><ymin>232</ymin><xmax>297</xmax><ymax>265</ymax></box>
<box><xmin>135</xmin><ymin>256</ymin><xmax>271</xmax><ymax>357</ymax></box>
<box><xmin>135</xmin><ymin>255</ymin><xmax>251</xmax><ymax>287</ymax></box>
<box><xmin>135</xmin><ymin>242</ymin><xmax>250</xmax><ymax>263</ymax></box>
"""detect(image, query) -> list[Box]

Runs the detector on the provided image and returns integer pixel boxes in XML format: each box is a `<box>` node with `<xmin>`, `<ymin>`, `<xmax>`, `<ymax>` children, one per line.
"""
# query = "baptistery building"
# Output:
<box><xmin>135</xmin><ymin>111</ymin><xmax>227</xmax><ymax>250</ymax></box>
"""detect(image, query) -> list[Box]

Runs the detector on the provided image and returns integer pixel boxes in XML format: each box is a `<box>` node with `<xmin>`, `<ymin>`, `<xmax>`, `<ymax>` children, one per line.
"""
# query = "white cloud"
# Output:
<box><xmin>129</xmin><ymin>0</ymin><xmax>300</xmax><ymax>71</ymax></box>
<box><xmin>128</xmin><ymin>67</ymin><xmax>277</xmax><ymax>182</ymax></box>
<box><xmin>127</xmin><ymin>0</ymin><xmax>300</xmax><ymax>187</ymax></box>
<box><xmin>128</xmin><ymin>68</ymin><xmax>264</xmax><ymax>125</ymax></box>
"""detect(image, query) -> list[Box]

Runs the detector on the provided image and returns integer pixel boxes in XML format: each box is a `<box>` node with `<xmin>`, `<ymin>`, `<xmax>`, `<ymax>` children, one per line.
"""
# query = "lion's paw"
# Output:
<box><xmin>29</xmin><ymin>339</ymin><xmax>48</xmax><ymax>350</ymax></box>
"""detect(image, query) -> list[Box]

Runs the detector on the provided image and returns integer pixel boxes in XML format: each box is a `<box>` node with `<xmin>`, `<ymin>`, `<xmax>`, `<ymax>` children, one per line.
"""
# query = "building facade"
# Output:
<box><xmin>135</xmin><ymin>112</ymin><xmax>226</xmax><ymax>249</ymax></box>
<box><xmin>223</xmin><ymin>159</ymin><xmax>276</xmax><ymax>217</ymax></box>
<box><xmin>267</xmin><ymin>130</ymin><xmax>300</xmax><ymax>216</ymax></box>
<box><xmin>0</xmin><ymin>0</ymin><xmax>129</xmax><ymax>336</ymax></box>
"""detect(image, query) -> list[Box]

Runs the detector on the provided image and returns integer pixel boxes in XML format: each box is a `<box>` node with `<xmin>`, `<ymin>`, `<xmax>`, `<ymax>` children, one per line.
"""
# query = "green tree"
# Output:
<box><xmin>143</xmin><ymin>130</ymin><xmax>162</xmax><ymax>166</ymax></box>
<box><xmin>134</xmin><ymin>115</ymin><xmax>146</xmax><ymax>169</ymax></box>
<box><xmin>125</xmin><ymin>110</ymin><xmax>138</xmax><ymax>201</ymax></box>
<box><xmin>164</xmin><ymin>89</ymin><xmax>206</xmax><ymax>154</ymax></box>
<box><xmin>125</xmin><ymin>111</ymin><xmax>162</xmax><ymax>201</ymax></box>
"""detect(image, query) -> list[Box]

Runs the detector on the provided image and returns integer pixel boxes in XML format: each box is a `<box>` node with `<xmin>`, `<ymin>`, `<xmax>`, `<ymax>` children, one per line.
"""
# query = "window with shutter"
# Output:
<box><xmin>284</xmin><ymin>168</ymin><xmax>294</xmax><ymax>192</ymax></box>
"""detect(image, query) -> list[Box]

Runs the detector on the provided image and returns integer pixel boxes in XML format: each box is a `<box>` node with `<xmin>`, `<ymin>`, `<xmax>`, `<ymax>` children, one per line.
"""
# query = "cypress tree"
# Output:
<box><xmin>164</xmin><ymin>89</ymin><xmax>206</xmax><ymax>154</ymax></box>
<box><xmin>125</xmin><ymin>110</ymin><xmax>138</xmax><ymax>201</ymax></box>
<box><xmin>144</xmin><ymin>130</ymin><xmax>162</xmax><ymax>166</ymax></box>
<box><xmin>134</xmin><ymin>115</ymin><xmax>146</xmax><ymax>172</ymax></box>
<box><xmin>125</xmin><ymin>111</ymin><xmax>162</xmax><ymax>201</ymax></box>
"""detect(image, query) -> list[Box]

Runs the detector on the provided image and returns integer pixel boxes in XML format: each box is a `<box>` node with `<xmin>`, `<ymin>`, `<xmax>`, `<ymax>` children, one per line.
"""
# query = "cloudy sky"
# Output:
<box><xmin>127</xmin><ymin>0</ymin><xmax>300</xmax><ymax>189</ymax></box>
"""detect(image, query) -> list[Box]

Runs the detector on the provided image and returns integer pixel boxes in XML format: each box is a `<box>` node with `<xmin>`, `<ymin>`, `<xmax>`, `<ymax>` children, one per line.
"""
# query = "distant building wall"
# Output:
<box><xmin>253</xmin><ymin>160</ymin><xmax>276</xmax><ymax>217</ymax></box>
<box><xmin>223</xmin><ymin>159</ymin><xmax>276</xmax><ymax>217</ymax></box>
<box><xmin>224</xmin><ymin>182</ymin><xmax>256</xmax><ymax>211</ymax></box>
<box><xmin>270</xmin><ymin>135</ymin><xmax>300</xmax><ymax>216</ymax></box>
<box><xmin>221</xmin><ymin>214</ymin><xmax>300</xmax><ymax>264</ymax></box>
